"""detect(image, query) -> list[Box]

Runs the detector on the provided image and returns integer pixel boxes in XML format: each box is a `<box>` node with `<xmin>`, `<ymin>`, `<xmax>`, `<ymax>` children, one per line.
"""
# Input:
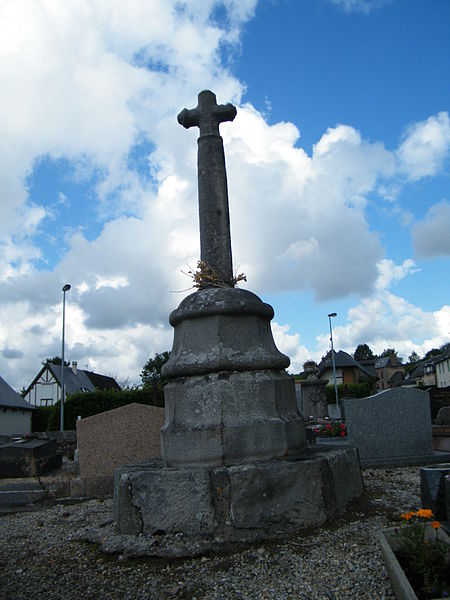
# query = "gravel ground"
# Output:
<box><xmin>0</xmin><ymin>466</ymin><xmax>421</xmax><ymax>600</ymax></box>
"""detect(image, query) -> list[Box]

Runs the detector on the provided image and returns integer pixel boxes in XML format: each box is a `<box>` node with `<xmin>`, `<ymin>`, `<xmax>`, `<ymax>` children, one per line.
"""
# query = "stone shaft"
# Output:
<box><xmin>178</xmin><ymin>90</ymin><xmax>236</xmax><ymax>284</ymax></box>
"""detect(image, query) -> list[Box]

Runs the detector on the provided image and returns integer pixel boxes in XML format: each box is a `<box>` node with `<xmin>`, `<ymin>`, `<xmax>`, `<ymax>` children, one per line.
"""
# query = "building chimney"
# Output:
<box><xmin>72</xmin><ymin>361</ymin><xmax>78</xmax><ymax>375</ymax></box>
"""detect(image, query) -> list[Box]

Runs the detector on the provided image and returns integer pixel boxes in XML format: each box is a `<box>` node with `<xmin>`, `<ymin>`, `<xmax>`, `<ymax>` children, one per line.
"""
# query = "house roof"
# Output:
<box><xmin>83</xmin><ymin>371</ymin><xmax>120</xmax><ymax>391</ymax></box>
<box><xmin>0</xmin><ymin>376</ymin><xmax>34</xmax><ymax>410</ymax></box>
<box><xmin>434</xmin><ymin>348</ymin><xmax>450</xmax><ymax>366</ymax></box>
<box><xmin>387</xmin><ymin>371</ymin><xmax>405</xmax><ymax>385</ymax></box>
<box><xmin>318</xmin><ymin>350</ymin><xmax>375</xmax><ymax>378</ymax></box>
<box><xmin>405</xmin><ymin>350</ymin><xmax>448</xmax><ymax>382</ymax></box>
<box><xmin>375</xmin><ymin>354</ymin><xmax>404</xmax><ymax>369</ymax></box>
<box><xmin>25</xmin><ymin>362</ymin><xmax>120</xmax><ymax>396</ymax></box>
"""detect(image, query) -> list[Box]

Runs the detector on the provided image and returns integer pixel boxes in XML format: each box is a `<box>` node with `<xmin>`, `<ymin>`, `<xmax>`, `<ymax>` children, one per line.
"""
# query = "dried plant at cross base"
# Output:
<box><xmin>183</xmin><ymin>260</ymin><xmax>247</xmax><ymax>289</ymax></box>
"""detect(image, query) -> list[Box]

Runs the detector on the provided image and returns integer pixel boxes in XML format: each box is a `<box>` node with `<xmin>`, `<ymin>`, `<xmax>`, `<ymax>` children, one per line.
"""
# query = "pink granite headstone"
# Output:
<box><xmin>75</xmin><ymin>403</ymin><xmax>164</xmax><ymax>497</ymax></box>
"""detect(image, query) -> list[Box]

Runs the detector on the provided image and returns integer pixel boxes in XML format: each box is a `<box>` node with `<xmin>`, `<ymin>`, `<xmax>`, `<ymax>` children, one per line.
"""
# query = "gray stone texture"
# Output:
<box><xmin>420</xmin><ymin>463</ymin><xmax>450</xmax><ymax>521</ymax></box>
<box><xmin>299</xmin><ymin>380</ymin><xmax>329</xmax><ymax>418</ymax></box>
<box><xmin>436</xmin><ymin>406</ymin><xmax>450</xmax><ymax>425</ymax></box>
<box><xmin>114</xmin><ymin>446</ymin><xmax>363</xmax><ymax>541</ymax></box>
<box><xmin>161</xmin><ymin>286</ymin><xmax>305</xmax><ymax>467</ymax></box>
<box><xmin>114</xmin><ymin>90</ymin><xmax>363</xmax><ymax>549</ymax></box>
<box><xmin>163</xmin><ymin>287</ymin><xmax>289</xmax><ymax>377</ymax></box>
<box><xmin>178</xmin><ymin>90</ymin><xmax>236</xmax><ymax>284</ymax></box>
<box><xmin>343</xmin><ymin>387</ymin><xmax>434</xmax><ymax>466</ymax></box>
<box><xmin>161</xmin><ymin>368</ymin><xmax>305</xmax><ymax>466</ymax></box>
<box><xmin>77</xmin><ymin>403</ymin><xmax>164</xmax><ymax>497</ymax></box>
<box><xmin>446</xmin><ymin>474</ymin><xmax>450</xmax><ymax>525</ymax></box>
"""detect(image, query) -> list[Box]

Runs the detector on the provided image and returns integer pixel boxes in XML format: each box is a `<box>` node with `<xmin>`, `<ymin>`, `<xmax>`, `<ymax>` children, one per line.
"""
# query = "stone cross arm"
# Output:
<box><xmin>178</xmin><ymin>90</ymin><xmax>237</xmax><ymax>137</ymax></box>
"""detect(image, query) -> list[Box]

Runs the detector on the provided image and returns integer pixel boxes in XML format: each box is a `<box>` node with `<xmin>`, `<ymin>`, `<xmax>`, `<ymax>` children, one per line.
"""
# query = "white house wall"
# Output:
<box><xmin>320</xmin><ymin>367</ymin><xmax>343</xmax><ymax>386</ymax></box>
<box><xmin>25</xmin><ymin>367</ymin><xmax>61</xmax><ymax>407</ymax></box>
<box><xmin>436</xmin><ymin>357</ymin><xmax>450</xmax><ymax>388</ymax></box>
<box><xmin>0</xmin><ymin>409</ymin><xmax>32</xmax><ymax>436</ymax></box>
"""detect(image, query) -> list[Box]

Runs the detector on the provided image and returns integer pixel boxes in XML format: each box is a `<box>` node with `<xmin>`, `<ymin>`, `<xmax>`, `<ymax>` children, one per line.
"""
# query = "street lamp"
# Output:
<box><xmin>328</xmin><ymin>312</ymin><xmax>339</xmax><ymax>407</ymax></box>
<box><xmin>60</xmin><ymin>284</ymin><xmax>71</xmax><ymax>432</ymax></box>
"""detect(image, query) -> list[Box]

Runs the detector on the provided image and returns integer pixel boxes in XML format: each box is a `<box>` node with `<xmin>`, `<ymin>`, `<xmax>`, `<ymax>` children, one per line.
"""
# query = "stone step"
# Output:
<box><xmin>0</xmin><ymin>480</ymin><xmax>45</xmax><ymax>510</ymax></box>
<box><xmin>0</xmin><ymin>489</ymin><xmax>44</xmax><ymax>506</ymax></box>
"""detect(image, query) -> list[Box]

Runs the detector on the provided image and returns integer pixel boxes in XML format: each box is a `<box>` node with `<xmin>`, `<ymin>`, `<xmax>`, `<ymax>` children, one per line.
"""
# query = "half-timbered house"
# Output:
<box><xmin>24</xmin><ymin>361</ymin><xmax>120</xmax><ymax>407</ymax></box>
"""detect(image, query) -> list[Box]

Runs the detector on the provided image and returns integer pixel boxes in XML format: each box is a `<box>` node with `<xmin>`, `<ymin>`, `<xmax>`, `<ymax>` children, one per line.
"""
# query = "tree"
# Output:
<box><xmin>140</xmin><ymin>351</ymin><xmax>171</xmax><ymax>389</ymax></box>
<box><xmin>380</xmin><ymin>348</ymin><xmax>396</xmax><ymax>357</ymax></box>
<box><xmin>424</xmin><ymin>347</ymin><xmax>442</xmax><ymax>360</ymax></box>
<box><xmin>353</xmin><ymin>343</ymin><xmax>375</xmax><ymax>361</ymax></box>
<box><xmin>440</xmin><ymin>342</ymin><xmax>450</xmax><ymax>353</ymax></box>
<box><xmin>44</xmin><ymin>356</ymin><xmax>69</xmax><ymax>366</ymax></box>
<box><xmin>408</xmin><ymin>351</ymin><xmax>420</xmax><ymax>364</ymax></box>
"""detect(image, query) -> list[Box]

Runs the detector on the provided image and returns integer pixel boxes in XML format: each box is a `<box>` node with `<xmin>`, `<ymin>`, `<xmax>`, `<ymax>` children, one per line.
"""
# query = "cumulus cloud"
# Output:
<box><xmin>314</xmin><ymin>258</ymin><xmax>449</xmax><ymax>363</ymax></box>
<box><xmin>397</xmin><ymin>112</ymin><xmax>450</xmax><ymax>181</ymax></box>
<box><xmin>375</xmin><ymin>258</ymin><xmax>419</xmax><ymax>290</ymax></box>
<box><xmin>412</xmin><ymin>200</ymin><xmax>450</xmax><ymax>258</ymax></box>
<box><xmin>225</xmin><ymin>112</ymin><xmax>394</xmax><ymax>300</ymax></box>
<box><xmin>0</xmin><ymin>0</ymin><xmax>251</xmax><ymax>250</ymax></box>
<box><xmin>271</xmin><ymin>322</ymin><xmax>312</xmax><ymax>374</ymax></box>
<box><xmin>0</xmin><ymin>0</ymin><xmax>448</xmax><ymax>390</ymax></box>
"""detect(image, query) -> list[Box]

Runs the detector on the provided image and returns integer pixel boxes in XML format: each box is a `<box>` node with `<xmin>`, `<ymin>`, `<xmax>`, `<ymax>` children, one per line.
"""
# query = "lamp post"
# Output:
<box><xmin>60</xmin><ymin>284</ymin><xmax>71</xmax><ymax>432</ymax></box>
<box><xmin>328</xmin><ymin>312</ymin><xmax>339</xmax><ymax>407</ymax></box>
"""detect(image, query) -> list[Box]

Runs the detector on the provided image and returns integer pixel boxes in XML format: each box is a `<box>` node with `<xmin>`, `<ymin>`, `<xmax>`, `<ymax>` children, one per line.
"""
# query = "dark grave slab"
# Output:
<box><xmin>421</xmin><ymin>463</ymin><xmax>450</xmax><ymax>522</ymax></box>
<box><xmin>0</xmin><ymin>438</ymin><xmax>62</xmax><ymax>478</ymax></box>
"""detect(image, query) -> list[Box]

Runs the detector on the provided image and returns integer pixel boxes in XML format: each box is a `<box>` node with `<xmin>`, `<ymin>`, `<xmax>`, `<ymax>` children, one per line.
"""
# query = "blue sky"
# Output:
<box><xmin>0</xmin><ymin>0</ymin><xmax>449</xmax><ymax>390</ymax></box>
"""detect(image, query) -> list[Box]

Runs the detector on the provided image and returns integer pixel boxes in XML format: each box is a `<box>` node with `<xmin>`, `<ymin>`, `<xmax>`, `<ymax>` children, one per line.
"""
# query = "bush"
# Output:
<box><xmin>31</xmin><ymin>406</ymin><xmax>56</xmax><ymax>432</ymax></box>
<box><xmin>326</xmin><ymin>381</ymin><xmax>375</xmax><ymax>404</ymax></box>
<box><xmin>48</xmin><ymin>387</ymin><xmax>164</xmax><ymax>430</ymax></box>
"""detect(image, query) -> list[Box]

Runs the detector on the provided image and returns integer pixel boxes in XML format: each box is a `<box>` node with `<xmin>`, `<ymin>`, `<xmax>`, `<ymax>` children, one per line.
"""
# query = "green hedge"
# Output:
<box><xmin>326</xmin><ymin>382</ymin><xmax>375</xmax><ymax>404</ymax></box>
<box><xmin>31</xmin><ymin>406</ymin><xmax>55</xmax><ymax>432</ymax></box>
<box><xmin>47</xmin><ymin>387</ymin><xmax>164</xmax><ymax>431</ymax></box>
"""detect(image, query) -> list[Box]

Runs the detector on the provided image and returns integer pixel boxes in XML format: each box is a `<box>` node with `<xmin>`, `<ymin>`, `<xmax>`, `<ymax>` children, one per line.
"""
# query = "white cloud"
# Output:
<box><xmin>412</xmin><ymin>200</ymin><xmax>450</xmax><ymax>258</ymax></box>
<box><xmin>328</xmin><ymin>0</ymin><xmax>390</xmax><ymax>14</ymax></box>
<box><xmin>397</xmin><ymin>112</ymin><xmax>450</xmax><ymax>181</ymax></box>
<box><xmin>314</xmin><ymin>259</ymin><xmax>449</xmax><ymax>362</ymax></box>
<box><xmin>375</xmin><ymin>258</ymin><xmax>419</xmax><ymax>290</ymax></box>
<box><xmin>272</xmin><ymin>322</ymin><xmax>311</xmax><ymax>374</ymax></box>
<box><xmin>225</xmin><ymin>112</ymin><xmax>395</xmax><ymax>300</ymax></box>
<box><xmin>0</xmin><ymin>0</ymin><xmax>448</xmax><ymax>392</ymax></box>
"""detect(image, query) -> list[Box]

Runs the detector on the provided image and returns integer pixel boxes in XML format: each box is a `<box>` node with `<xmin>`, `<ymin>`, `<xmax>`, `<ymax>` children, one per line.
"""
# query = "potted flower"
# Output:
<box><xmin>311</xmin><ymin>418</ymin><xmax>346</xmax><ymax>438</ymax></box>
<box><xmin>378</xmin><ymin>509</ymin><xmax>450</xmax><ymax>599</ymax></box>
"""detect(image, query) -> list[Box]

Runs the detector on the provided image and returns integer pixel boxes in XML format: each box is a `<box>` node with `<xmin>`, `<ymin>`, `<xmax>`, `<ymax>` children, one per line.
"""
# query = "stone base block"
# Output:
<box><xmin>111</xmin><ymin>446</ymin><xmax>362</xmax><ymax>555</ymax></box>
<box><xmin>161</xmin><ymin>369</ymin><xmax>306</xmax><ymax>466</ymax></box>
<box><xmin>70</xmin><ymin>476</ymin><xmax>114</xmax><ymax>499</ymax></box>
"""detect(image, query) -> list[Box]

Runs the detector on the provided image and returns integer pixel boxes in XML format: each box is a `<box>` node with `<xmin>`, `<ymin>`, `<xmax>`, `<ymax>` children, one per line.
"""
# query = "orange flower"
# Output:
<box><xmin>431</xmin><ymin>521</ymin><xmax>441</xmax><ymax>529</ymax></box>
<box><xmin>416</xmin><ymin>509</ymin><xmax>433</xmax><ymax>518</ymax></box>
<box><xmin>401</xmin><ymin>511</ymin><xmax>415</xmax><ymax>520</ymax></box>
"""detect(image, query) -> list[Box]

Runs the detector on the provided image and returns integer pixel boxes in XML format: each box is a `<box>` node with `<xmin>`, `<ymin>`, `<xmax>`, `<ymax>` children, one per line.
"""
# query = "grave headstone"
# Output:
<box><xmin>75</xmin><ymin>403</ymin><xmax>164</xmax><ymax>497</ymax></box>
<box><xmin>436</xmin><ymin>406</ymin><xmax>450</xmax><ymax>425</ymax></box>
<box><xmin>343</xmin><ymin>387</ymin><xmax>435</xmax><ymax>467</ymax></box>
<box><xmin>420</xmin><ymin>463</ymin><xmax>450</xmax><ymax>522</ymax></box>
<box><xmin>0</xmin><ymin>438</ymin><xmax>61</xmax><ymax>478</ymax></box>
<box><xmin>432</xmin><ymin>407</ymin><xmax>450</xmax><ymax>452</ymax></box>
<box><xmin>297</xmin><ymin>361</ymin><xmax>328</xmax><ymax>418</ymax></box>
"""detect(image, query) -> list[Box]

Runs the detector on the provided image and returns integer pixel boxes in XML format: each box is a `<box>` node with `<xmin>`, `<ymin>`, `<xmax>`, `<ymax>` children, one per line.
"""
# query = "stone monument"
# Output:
<box><xmin>112</xmin><ymin>91</ymin><xmax>362</xmax><ymax>555</ymax></box>
<box><xmin>298</xmin><ymin>360</ymin><xmax>329</xmax><ymax>418</ymax></box>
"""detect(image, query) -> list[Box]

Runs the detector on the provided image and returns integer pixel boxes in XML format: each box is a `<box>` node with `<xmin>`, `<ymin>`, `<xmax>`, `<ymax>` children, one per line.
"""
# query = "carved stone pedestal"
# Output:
<box><xmin>160</xmin><ymin>287</ymin><xmax>306</xmax><ymax>466</ymax></box>
<box><xmin>111</xmin><ymin>445</ymin><xmax>362</xmax><ymax>556</ymax></box>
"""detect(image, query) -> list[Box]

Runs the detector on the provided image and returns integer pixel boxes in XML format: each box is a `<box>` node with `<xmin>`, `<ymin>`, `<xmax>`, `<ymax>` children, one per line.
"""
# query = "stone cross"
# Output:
<box><xmin>178</xmin><ymin>90</ymin><xmax>237</xmax><ymax>285</ymax></box>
